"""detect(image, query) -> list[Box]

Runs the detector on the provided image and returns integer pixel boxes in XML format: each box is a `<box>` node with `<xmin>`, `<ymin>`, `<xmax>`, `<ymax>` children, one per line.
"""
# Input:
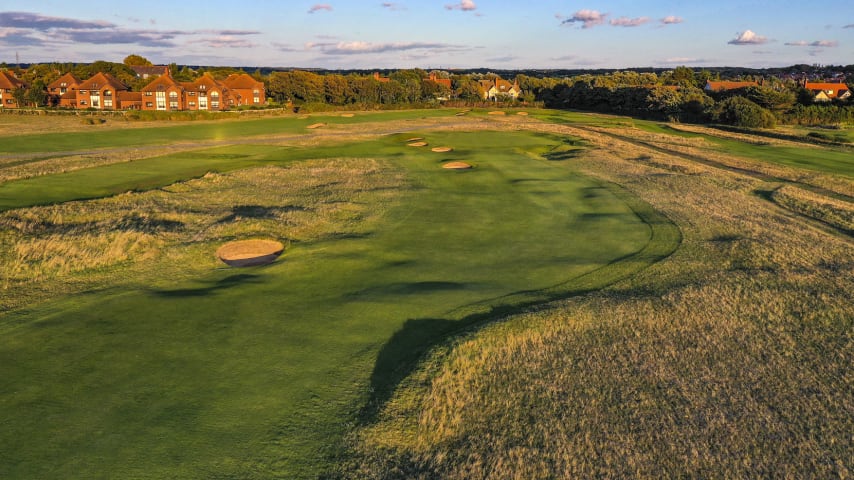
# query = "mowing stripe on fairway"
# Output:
<box><xmin>0</xmin><ymin>130</ymin><xmax>679</xmax><ymax>479</ymax></box>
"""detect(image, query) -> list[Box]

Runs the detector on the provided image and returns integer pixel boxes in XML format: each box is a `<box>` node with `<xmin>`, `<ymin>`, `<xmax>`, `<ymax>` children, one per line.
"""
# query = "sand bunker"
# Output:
<box><xmin>517</xmin><ymin>111</ymin><xmax>529</xmax><ymax>116</ymax></box>
<box><xmin>431</xmin><ymin>147</ymin><xmax>453</xmax><ymax>152</ymax></box>
<box><xmin>488</xmin><ymin>111</ymin><xmax>506</xmax><ymax>115</ymax></box>
<box><xmin>405</xmin><ymin>137</ymin><xmax>424</xmax><ymax>142</ymax></box>
<box><xmin>341</xmin><ymin>113</ymin><xmax>355</xmax><ymax>117</ymax></box>
<box><xmin>455</xmin><ymin>112</ymin><xmax>467</xmax><ymax>116</ymax></box>
<box><xmin>307</xmin><ymin>123</ymin><xmax>325</xmax><ymax>129</ymax></box>
<box><xmin>407</xmin><ymin>141</ymin><xmax>428</xmax><ymax>147</ymax></box>
<box><xmin>217</xmin><ymin>239</ymin><xmax>285</xmax><ymax>267</ymax></box>
<box><xmin>443</xmin><ymin>161</ymin><xmax>473</xmax><ymax>170</ymax></box>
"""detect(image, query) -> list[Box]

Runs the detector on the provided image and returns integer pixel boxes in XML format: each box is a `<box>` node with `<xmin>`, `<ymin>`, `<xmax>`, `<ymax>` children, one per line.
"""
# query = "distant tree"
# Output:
<box><xmin>713</xmin><ymin>96</ymin><xmax>776</xmax><ymax>128</ymax></box>
<box><xmin>26</xmin><ymin>79</ymin><xmax>48</xmax><ymax>107</ymax></box>
<box><xmin>11</xmin><ymin>86</ymin><xmax>27</xmax><ymax>108</ymax></box>
<box><xmin>663</xmin><ymin>66</ymin><xmax>697</xmax><ymax>88</ymax></box>
<box><xmin>123</xmin><ymin>54</ymin><xmax>153</xmax><ymax>66</ymax></box>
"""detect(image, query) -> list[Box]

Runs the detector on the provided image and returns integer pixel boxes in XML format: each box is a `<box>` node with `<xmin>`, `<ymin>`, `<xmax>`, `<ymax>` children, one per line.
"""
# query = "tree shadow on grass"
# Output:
<box><xmin>150</xmin><ymin>273</ymin><xmax>264</xmax><ymax>298</ymax></box>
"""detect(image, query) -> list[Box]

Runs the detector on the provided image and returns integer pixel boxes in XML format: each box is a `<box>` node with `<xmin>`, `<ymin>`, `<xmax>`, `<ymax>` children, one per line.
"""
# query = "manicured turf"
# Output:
<box><xmin>0</xmin><ymin>109</ymin><xmax>455</xmax><ymax>154</ymax></box>
<box><xmin>0</xmin><ymin>130</ymin><xmax>675</xmax><ymax>479</ymax></box>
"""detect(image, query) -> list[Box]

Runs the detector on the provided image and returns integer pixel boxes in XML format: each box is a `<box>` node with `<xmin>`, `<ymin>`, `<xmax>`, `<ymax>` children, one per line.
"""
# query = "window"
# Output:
<box><xmin>200</xmin><ymin>85</ymin><xmax>206</xmax><ymax>90</ymax></box>
<box><xmin>211</xmin><ymin>92</ymin><xmax>220</xmax><ymax>99</ymax></box>
<box><xmin>145</xmin><ymin>91</ymin><xmax>152</xmax><ymax>96</ymax></box>
<box><xmin>61</xmin><ymin>82</ymin><xmax>67</xmax><ymax>87</ymax></box>
<box><xmin>80</xmin><ymin>100</ymin><xmax>87</xmax><ymax>105</ymax></box>
<box><xmin>254</xmin><ymin>96</ymin><xmax>260</xmax><ymax>104</ymax></box>
<box><xmin>189</xmin><ymin>91</ymin><xmax>196</xmax><ymax>96</ymax></box>
<box><xmin>189</xmin><ymin>101</ymin><xmax>196</xmax><ymax>107</ymax></box>
<box><xmin>146</xmin><ymin>102</ymin><xmax>153</xmax><ymax>107</ymax></box>
<box><xmin>80</xmin><ymin>90</ymin><xmax>87</xmax><ymax>94</ymax></box>
<box><xmin>104</xmin><ymin>90</ymin><xmax>112</xmax><ymax>97</ymax></box>
<box><xmin>199</xmin><ymin>91</ymin><xmax>207</xmax><ymax>97</ymax></box>
<box><xmin>104</xmin><ymin>99</ymin><xmax>113</xmax><ymax>108</ymax></box>
<box><xmin>211</xmin><ymin>101</ymin><xmax>220</xmax><ymax>109</ymax></box>
<box><xmin>169</xmin><ymin>91</ymin><xmax>178</xmax><ymax>99</ymax></box>
<box><xmin>156</xmin><ymin>91</ymin><xmax>166</xmax><ymax>110</ymax></box>
<box><xmin>170</xmin><ymin>101</ymin><xmax>178</xmax><ymax>110</ymax></box>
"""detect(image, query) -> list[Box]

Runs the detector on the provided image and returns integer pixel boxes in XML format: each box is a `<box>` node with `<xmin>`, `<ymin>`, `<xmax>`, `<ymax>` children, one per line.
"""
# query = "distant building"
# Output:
<box><xmin>222</xmin><ymin>73</ymin><xmax>266</xmax><ymax>107</ymax></box>
<box><xmin>47</xmin><ymin>72</ymin><xmax>82</xmax><ymax>107</ymax></box>
<box><xmin>0</xmin><ymin>70</ymin><xmax>26</xmax><ymax>108</ymax></box>
<box><xmin>75</xmin><ymin>72</ymin><xmax>129</xmax><ymax>110</ymax></box>
<box><xmin>130</xmin><ymin>65</ymin><xmax>170</xmax><ymax>80</ymax></box>
<box><xmin>479</xmin><ymin>77</ymin><xmax>522</xmax><ymax>100</ymax></box>
<box><xmin>704</xmin><ymin>80</ymin><xmax>759</xmax><ymax>92</ymax></box>
<box><xmin>803</xmin><ymin>81</ymin><xmax>851</xmax><ymax>102</ymax></box>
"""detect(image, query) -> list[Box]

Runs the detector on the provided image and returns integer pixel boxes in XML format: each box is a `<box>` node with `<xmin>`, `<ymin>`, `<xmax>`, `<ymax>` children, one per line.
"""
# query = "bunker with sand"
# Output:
<box><xmin>216</xmin><ymin>239</ymin><xmax>285</xmax><ymax>267</ymax></box>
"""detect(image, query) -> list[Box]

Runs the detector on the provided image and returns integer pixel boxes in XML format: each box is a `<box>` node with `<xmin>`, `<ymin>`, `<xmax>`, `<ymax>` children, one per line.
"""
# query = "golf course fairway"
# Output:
<box><xmin>0</xmin><ymin>130</ymin><xmax>679</xmax><ymax>479</ymax></box>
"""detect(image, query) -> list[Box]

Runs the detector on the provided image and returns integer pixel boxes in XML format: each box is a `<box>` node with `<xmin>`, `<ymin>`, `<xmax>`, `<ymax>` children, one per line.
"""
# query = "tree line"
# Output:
<box><xmin>521</xmin><ymin>67</ymin><xmax>854</xmax><ymax>127</ymax></box>
<box><xmin>3</xmin><ymin>58</ymin><xmax>852</xmax><ymax>127</ymax></box>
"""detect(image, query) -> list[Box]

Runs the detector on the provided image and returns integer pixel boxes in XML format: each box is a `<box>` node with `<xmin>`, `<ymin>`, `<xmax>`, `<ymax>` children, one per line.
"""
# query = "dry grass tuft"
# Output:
<box><xmin>337</xmin><ymin>115</ymin><xmax>854</xmax><ymax>480</ymax></box>
<box><xmin>0</xmin><ymin>158</ymin><xmax>405</xmax><ymax>310</ymax></box>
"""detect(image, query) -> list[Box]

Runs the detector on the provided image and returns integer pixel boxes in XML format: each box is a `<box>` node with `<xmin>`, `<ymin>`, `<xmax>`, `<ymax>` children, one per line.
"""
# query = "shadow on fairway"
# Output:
<box><xmin>150</xmin><ymin>273</ymin><xmax>264</xmax><ymax>298</ymax></box>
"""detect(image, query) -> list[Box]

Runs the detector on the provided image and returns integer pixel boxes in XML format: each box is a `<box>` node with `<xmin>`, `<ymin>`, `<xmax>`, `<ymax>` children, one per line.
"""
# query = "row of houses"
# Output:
<box><xmin>373</xmin><ymin>72</ymin><xmax>521</xmax><ymax>100</ymax></box>
<box><xmin>704</xmin><ymin>80</ymin><xmax>851</xmax><ymax>102</ymax></box>
<box><xmin>0</xmin><ymin>68</ymin><xmax>266</xmax><ymax>111</ymax></box>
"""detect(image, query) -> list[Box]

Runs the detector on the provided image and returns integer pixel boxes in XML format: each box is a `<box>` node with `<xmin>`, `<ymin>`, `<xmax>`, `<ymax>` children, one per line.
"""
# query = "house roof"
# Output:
<box><xmin>130</xmin><ymin>65</ymin><xmax>169</xmax><ymax>77</ymax></box>
<box><xmin>222</xmin><ymin>73</ymin><xmax>263</xmax><ymax>89</ymax></box>
<box><xmin>47</xmin><ymin>72</ymin><xmax>82</xmax><ymax>90</ymax></box>
<box><xmin>804</xmin><ymin>82</ymin><xmax>850</xmax><ymax>98</ymax></box>
<box><xmin>185</xmin><ymin>73</ymin><xmax>227</xmax><ymax>91</ymax></box>
<box><xmin>427</xmin><ymin>73</ymin><xmax>452</xmax><ymax>88</ymax></box>
<box><xmin>0</xmin><ymin>70</ymin><xmax>25</xmax><ymax>89</ymax></box>
<box><xmin>142</xmin><ymin>73</ymin><xmax>184</xmax><ymax>92</ymax></box>
<box><xmin>78</xmin><ymin>72</ymin><xmax>128</xmax><ymax>92</ymax></box>
<box><xmin>704</xmin><ymin>80</ymin><xmax>759</xmax><ymax>91</ymax></box>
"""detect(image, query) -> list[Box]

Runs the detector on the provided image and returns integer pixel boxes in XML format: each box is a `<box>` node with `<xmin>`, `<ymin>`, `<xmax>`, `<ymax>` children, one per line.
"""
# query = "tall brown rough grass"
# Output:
<box><xmin>0</xmin><ymin>158</ymin><xmax>405</xmax><ymax>311</ymax></box>
<box><xmin>337</xmin><ymin>119</ymin><xmax>853</xmax><ymax>479</ymax></box>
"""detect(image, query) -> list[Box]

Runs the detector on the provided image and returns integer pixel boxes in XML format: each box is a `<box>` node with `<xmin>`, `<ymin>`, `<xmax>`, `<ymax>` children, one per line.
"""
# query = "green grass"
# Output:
<box><xmin>0</xmin><ymin>109</ymin><xmax>455</xmax><ymax>154</ymax></box>
<box><xmin>0</xmin><ymin>130</ymin><xmax>675</xmax><ymax>479</ymax></box>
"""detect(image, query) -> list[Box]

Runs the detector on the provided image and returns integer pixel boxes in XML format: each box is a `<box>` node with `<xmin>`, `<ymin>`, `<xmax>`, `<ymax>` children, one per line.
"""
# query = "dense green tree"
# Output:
<box><xmin>712</xmin><ymin>96</ymin><xmax>776</xmax><ymax>128</ymax></box>
<box><xmin>11</xmin><ymin>87</ymin><xmax>27</xmax><ymax>108</ymax></box>
<box><xmin>123</xmin><ymin>54</ymin><xmax>153</xmax><ymax>66</ymax></box>
<box><xmin>26</xmin><ymin>80</ymin><xmax>48</xmax><ymax>107</ymax></box>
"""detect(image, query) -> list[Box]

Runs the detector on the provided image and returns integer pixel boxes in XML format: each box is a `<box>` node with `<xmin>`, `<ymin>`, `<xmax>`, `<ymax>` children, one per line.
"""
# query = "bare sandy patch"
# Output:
<box><xmin>216</xmin><ymin>239</ymin><xmax>285</xmax><ymax>267</ymax></box>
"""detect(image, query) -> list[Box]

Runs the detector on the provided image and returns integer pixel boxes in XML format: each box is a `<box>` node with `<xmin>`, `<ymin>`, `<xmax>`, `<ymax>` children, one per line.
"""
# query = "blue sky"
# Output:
<box><xmin>1</xmin><ymin>1</ymin><xmax>852</xmax><ymax>69</ymax></box>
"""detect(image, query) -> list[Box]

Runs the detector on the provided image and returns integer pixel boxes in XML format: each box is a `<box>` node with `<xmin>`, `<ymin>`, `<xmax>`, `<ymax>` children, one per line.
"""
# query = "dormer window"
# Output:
<box><xmin>200</xmin><ymin>85</ymin><xmax>206</xmax><ymax>90</ymax></box>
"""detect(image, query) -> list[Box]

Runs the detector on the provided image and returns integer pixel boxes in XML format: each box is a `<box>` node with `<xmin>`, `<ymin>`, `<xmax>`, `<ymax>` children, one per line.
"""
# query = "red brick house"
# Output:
<box><xmin>140</xmin><ymin>72</ymin><xmax>186</xmax><ymax>111</ymax></box>
<box><xmin>222</xmin><ymin>73</ymin><xmax>266</xmax><ymax>107</ymax></box>
<box><xmin>76</xmin><ymin>72</ymin><xmax>129</xmax><ymax>110</ymax></box>
<box><xmin>427</xmin><ymin>73</ymin><xmax>452</xmax><ymax>89</ymax></box>
<box><xmin>181</xmin><ymin>73</ymin><xmax>229</xmax><ymax>111</ymax></box>
<box><xmin>0</xmin><ymin>70</ymin><xmax>26</xmax><ymax>108</ymax></box>
<box><xmin>47</xmin><ymin>72</ymin><xmax>81</xmax><ymax>107</ymax></box>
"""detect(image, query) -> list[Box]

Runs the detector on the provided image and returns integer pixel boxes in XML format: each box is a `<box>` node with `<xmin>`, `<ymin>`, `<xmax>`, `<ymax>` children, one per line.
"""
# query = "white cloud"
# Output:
<box><xmin>308</xmin><ymin>4</ymin><xmax>333</xmax><ymax>14</ymax></box>
<box><xmin>307</xmin><ymin>40</ymin><xmax>466</xmax><ymax>55</ymax></box>
<box><xmin>785</xmin><ymin>39</ymin><xmax>838</xmax><ymax>47</ymax></box>
<box><xmin>728</xmin><ymin>30</ymin><xmax>768</xmax><ymax>45</ymax></box>
<box><xmin>445</xmin><ymin>0</ymin><xmax>476</xmax><ymax>11</ymax></box>
<box><xmin>661</xmin><ymin>16</ymin><xmax>683</xmax><ymax>25</ymax></box>
<box><xmin>560</xmin><ymin>9</ymin><xmax>608</xmax><ymax>29</ymax></box>
<box><xmin>610</xmin><ymin>16</ymin><xmax>650</xmax><ymax>27</ymax></box>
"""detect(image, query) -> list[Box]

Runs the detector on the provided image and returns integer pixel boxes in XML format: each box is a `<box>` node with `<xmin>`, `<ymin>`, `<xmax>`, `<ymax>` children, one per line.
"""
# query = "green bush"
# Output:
<box><xmin>713</xmin><ymin>96</ymin><xmax>776</xmax><ymax>128</ymax></box>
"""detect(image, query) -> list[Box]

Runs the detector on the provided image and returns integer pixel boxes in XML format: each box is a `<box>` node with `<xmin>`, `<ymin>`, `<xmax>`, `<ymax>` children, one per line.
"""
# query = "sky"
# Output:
<box><xmin>1</xmin><ymin>0</ymin><xmax>852</xmax><ymax>69</ymax></box>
